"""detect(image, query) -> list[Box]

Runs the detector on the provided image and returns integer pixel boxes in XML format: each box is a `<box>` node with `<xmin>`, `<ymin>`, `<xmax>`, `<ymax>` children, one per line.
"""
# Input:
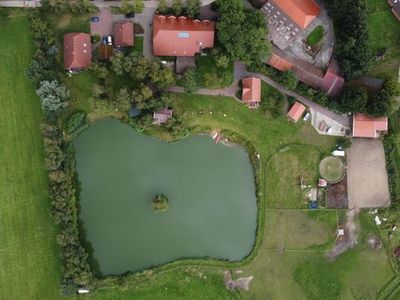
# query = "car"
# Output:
<box><xmin>303</xmin><ymin>112</ymin><xmax>310</xmax><ymax>121</ymax></box>
<box><xmin>90</xmin><ymin>17</ymin><xmax>99</xmax><ymax>23</ymax></box>
<box><xmin>125</xmin><ymin>13</ymin><xmax>135</xmax><ymax>18</ymax></box>
<box><xmin>107</xmin><ymin>36</ymin><xmax>112</xmax><ymax>46</ymax></box>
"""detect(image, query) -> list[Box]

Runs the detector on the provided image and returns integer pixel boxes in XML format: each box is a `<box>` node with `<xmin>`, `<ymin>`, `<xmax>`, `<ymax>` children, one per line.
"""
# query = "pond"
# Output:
<box><xmin>74</xmin><ymin>118</ymin><xmax>257</xmax><ymax>275</ymax></box>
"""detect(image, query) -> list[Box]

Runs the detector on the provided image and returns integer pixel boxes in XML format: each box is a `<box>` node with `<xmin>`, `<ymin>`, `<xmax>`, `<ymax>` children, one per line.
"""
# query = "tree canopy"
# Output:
<box><xmin>216</xmin><ymin>0</ymin><xmax>270</xmax><ymax>65</ymax></box>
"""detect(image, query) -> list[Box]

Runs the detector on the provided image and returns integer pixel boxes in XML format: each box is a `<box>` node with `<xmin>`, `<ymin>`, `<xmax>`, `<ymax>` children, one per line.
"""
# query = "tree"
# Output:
<box><xmin>181</xmin><ymin>67</ymin><xmax>199</xmax><ymax>93</ymax></box>
<box><xmin>215</xmin><ymin>54</ymin><xmax>230</xmax><ymax>69</ymax></box>
<box><xmin>186</xmin><ymin>0</ymin><xmax>200</xmax><ymax>18</ymax></box>
<box><xmin>115</xmin><ymin>88</ymin><xmax>132</xmax><ymax>111</ymax></box>
<box><xmin>216</xmin><ymin>0</ymin><xmax>270</xmax><ymax>65</ymax></box>
<box><xmin>91</xmin><ymin>83</ymin><xmax>106</xmax><ymax>100</ymax></box>
<box><xmin>132</xmin><ymin>84</ymin><xmax>154</xmax><ymax>109</ymax></box>
<box><xmin>326</xmin><ymin>0</ymin><xmax>371</xmax><ymax>79</ymax></box>
<box><xmin>158</xmin><ymin>0</ymin><xmax>168</xmax><ymax>14</ymax></box>
<box><xmin>149</xmin><ymin>62</ymin><xmax>176</xmax><ymax>89</ymax></box>
<box><xmin>36</xmin><ymin>80</ymin><xmax>69</xmax><ymax>118</ymax></box>
<box><xmin>110</xmin><ymin>52</ymin><xmax>125</xmax><ymax>75</ymax></box>
<box><xmin>120</xmin><ymin>0</ymin><xmax>144</xmax><ymax>14</ymax></box>
<box><xmin>152</xmin><ymin>194</ymin><xmax>169</xmax><ymax>212</ymax></box>
<box><xmin>172</xmin><ymin>0</ymin><xmax>183</xmax><ymax>16</ymax></box>
<box><xmin>280</xmin><ymin>70</ymin><xmax>298</xmax><ymax>90</ymax></box>
<box><xmin>90</xmin><ymin>62</ymin><xmax>109</xmax><ymax>79</ymax></box>
<box><xmin>336</xmin><ymin>85</ymin><xmax>368</xmax><ymax>113</ymax></box>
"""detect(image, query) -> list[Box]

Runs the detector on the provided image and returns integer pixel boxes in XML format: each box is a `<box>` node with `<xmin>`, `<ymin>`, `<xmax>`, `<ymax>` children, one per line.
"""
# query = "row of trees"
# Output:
<box><xmin>336</xmin><ymin>79</ymin><xmax>400</xmax><ymax>116</ymax></box>
<box><xmin>41</xmin><ymin>124</ymin><xmax>92</xmax><ymax>294</ymax></box>
<box><xmin>158</xmin><ymin>0</ymin><xmax>201</xmax><ymax>18</ymax></box>
<box><xmin>324</xmin><ymin>0</ymin><xmax>371</xmax><ymax>79</ymax></box>
<box><xmin>41</xmin><ymin>0</ymin><xmax>98</xmax><ymax>14</ymax></box>
<box><xmin>27</xmin><ymin>11</ymin><xmax>93</xmax><ymax>294</ymax></box>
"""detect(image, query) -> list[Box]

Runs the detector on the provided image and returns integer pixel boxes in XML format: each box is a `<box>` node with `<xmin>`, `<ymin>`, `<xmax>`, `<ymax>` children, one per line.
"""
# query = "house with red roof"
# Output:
<box><xmin>352</xmin><ymin>113</ymin><xmax>388</xmax><ymax>138</ymax></box>
<box><xmin>152</xmin><ymin>15</ymin><xmax>215</xmax><ymax>57</ymax></box>
<box><xmin>242</xmin><ymin>77</ymin><xmax>261</xmax><ymax>108</ymax></box>
<box><xmin>64</xmin><ymin>33</ymin><xmax>92</xmax><ymax>71</ymax></box>
<box><xmin>113</xmin><ymin>21</ymin><xmax>134</xmax><ymax>48</ymax></box>
<box><xmin>288</xmin><ymin>101</ymin><xmax>306</xmax><ymax>122</ymax></box>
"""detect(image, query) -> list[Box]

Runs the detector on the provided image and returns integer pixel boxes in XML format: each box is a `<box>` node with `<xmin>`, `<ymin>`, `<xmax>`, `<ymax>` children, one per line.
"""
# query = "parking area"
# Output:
<box><xmin>90</xmin><ymin>8</ymin><xmax>114</xmax><ymax>37</ymax></box>
<box><xmin>310</xmin><ymin>108</ymin><xmax>349</xmax><ymax>136</ymax></box>
<box><xmin>347</xmin><ymin>138</ymin><xmax>390</xmax><ymax>209</ymax></box>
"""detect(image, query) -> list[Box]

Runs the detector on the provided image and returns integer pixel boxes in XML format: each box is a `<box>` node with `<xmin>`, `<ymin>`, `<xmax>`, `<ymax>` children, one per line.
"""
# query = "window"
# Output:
<box><xmin>178</xmin><ymin>32</ymin><xmax>190</xmax><ymax>38</ymax></box>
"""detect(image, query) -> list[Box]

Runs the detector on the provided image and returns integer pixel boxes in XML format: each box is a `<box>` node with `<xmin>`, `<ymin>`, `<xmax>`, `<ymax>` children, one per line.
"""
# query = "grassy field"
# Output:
<box><xmin>0</xmin><ymin>11</ymin><xmax>62</xmax><ymax>300</ymax></box>
<box><xmin>307</xmin><ymin>25</ymin><xmax>324</xmax><ymax>46</ymax></box>
<box><xmin>366</xmin><ymin>0</ymin><xmax>400</xmax><ymax>78</ymax></box>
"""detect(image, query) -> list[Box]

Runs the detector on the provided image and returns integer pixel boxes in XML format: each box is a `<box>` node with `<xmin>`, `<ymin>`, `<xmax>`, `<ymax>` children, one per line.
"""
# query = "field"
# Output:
<box><xmin>0</xmin><ymin>9</ymin><xmax>396</xmax><ymax>300</ymax></box>
<box><xmin>366</xmin><ymin>0</ymin><xmax>400</xmax><ymax>78</ymax></box>
<box><xmin>0</xmin><ymin>10</ymin><xmax>62</xmax><ymax>300</ymax></box>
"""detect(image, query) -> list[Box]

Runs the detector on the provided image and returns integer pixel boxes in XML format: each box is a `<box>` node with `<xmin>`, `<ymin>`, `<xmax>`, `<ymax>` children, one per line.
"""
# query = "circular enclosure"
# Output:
<box><xmin>319</xmin><ymin>156</ymin><xmax>345</xmax><ymax>183</ymax></box>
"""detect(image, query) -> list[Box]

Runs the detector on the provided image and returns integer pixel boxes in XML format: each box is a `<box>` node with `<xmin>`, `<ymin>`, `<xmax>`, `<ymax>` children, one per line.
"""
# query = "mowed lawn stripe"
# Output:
<box><xmin>0</xmin><ymin>14</ymin><xmax>63</xmax><ymax>300</ymax></box>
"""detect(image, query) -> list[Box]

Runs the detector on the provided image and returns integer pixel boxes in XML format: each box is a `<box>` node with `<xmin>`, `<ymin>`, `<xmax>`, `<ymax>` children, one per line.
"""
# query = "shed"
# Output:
<box><xmin>128</xmin><ymin>107</ymin><xmax>142</xmax><ymax>117</ymax></box>
<box><xmin>287</xmin><ymin>101</ymin><xmax>306</xmax><ymax>122</ymax></box>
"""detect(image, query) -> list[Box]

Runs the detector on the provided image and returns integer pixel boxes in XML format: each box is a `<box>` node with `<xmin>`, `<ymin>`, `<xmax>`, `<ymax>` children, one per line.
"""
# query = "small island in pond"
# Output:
<box><xmin>152</xmin><ymin>194</ymin><xmax>169</xmax><ymax>212</ymax></box>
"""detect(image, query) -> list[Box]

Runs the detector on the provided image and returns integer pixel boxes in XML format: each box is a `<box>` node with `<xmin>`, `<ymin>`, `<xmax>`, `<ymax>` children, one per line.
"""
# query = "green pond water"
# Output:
<box><xmin>74</xmin><ymin>118</ymin><xmax>257</xmax><ymax>275</ymax></box>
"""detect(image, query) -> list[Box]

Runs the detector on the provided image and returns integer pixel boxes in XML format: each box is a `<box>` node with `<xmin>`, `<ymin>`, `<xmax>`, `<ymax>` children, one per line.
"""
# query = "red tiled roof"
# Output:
<box><xmin>242</xmin><ymin>77</ymin><xmax>261</xmax><ymax>105</ymax></box>
<box><xmin>63</xmin><ymin>33</ymin><xmax>92</xmax><ymax>70</ymax></box>
<box><xmin>267</xmin><ymin>53</ymin><xmax>293</xmax><ymax>72</ymax></box>
<box><xmin>113</xmin><ymin>22</ymin><xmax>134</xmax><ymax>47</ymax></box>
<box><xmin>353</xmin><ymin>113</ymin><xmax>388</xmax><ymax>138</ymax></box>
<box><xmin>271</xmin><ymin>0</ymin><xmax>321</xmax><ymax>29</ymax></box>
<box><xmin>288</xmin><ymin>101</ymin><xmax>306</xmax><ymax>122</ymax></box>
<box><xmin>152</xmin><ymin>15</ymin><xmax>215</xmax><ymax>57</ymax></box>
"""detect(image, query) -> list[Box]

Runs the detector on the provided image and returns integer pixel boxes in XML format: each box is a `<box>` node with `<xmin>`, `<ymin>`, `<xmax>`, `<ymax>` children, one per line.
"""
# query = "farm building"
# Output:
<box><xmin>352</xmin><ymin>113</ymin><xmax>388</xmax><ymax>138</ymax></box>
<box><xmin>152</xmin><ymin>15</ymin><xmax>215</xmax><ymax>57</ymax></box>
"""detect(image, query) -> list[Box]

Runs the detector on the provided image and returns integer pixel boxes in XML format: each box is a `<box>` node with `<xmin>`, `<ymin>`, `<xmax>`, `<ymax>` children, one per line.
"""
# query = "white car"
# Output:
<box><xmin>303</xmin><ymin>112</ymin><xmax>310</xmax><ymax>121</ymax></box>
<box><xmin>107</xmin><ymin>36</ymin><xmax>112</xmax><ymax>46</ymax></box>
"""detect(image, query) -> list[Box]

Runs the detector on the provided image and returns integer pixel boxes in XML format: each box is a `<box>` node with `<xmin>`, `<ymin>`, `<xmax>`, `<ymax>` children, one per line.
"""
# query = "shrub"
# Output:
<box><xmin>152</xmin><ymin>194</ymin><xmax>169</xmax><ymax>212</ymax></box>
<box><xmin>36</xmin><ymin>80</ymin><xmax>69</xmax><ymax>119</ymax></box>
<box><xmin>66</xmin><ymin>112</ymin><xmax>89</xmax><ymax>136</ymax></box>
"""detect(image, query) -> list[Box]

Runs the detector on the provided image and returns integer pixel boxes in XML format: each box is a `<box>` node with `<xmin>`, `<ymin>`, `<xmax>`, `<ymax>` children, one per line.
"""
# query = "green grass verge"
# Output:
<box><xmin>366</xmin><ymin>0</ymin><xmax>400</xmax><ymax>78</ymax></box>
<box><xmin>0</xmin><ymin>11</ymin><xmax>62</xmax><ymax>300</ymax></box>
<box><xmin>306</xmin><ymin>25</ymin><xmax>324</xmax><ymax>46</ymax></box>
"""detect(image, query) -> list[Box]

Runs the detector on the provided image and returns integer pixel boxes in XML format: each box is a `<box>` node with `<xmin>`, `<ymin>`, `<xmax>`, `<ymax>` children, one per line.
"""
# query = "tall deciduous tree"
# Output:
<box><xmin>36</xmin><ymin>80</ymin><xmax>69</xmax><ymax>118</ymax></box>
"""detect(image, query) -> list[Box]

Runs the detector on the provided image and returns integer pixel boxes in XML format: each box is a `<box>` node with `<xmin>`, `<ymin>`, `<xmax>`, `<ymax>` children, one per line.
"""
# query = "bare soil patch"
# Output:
<box><xmin>327</xmin><ymin>176</ymin><xmax>348</xmax><ymax>208</ymax></box>
<box><xmin>347</xmin><ymin>139</ymin><xmax>390</xmax><ymax>209</ymax></box>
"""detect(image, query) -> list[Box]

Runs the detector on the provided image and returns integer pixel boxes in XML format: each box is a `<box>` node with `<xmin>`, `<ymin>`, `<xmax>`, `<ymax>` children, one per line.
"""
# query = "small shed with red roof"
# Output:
<box><xmin>242</xmin><ymin>77</ymin><xmax>262</xmax><ymax>108</ymax></box>
<box><xmin>152</xmin><ymin>15</ymin><xmax>215</xmax><ymax>57</ymax></box>
<box><xmin>64</xmin><ymin>33</ymin><xmax>92</xmax><ymax>70</ymax></box>
<box><xmin>153</xmin><ymin>108</ymin><xmax>173</xmax><ymax>125</ymax></box>
<box><xmin>113</xmin><ymin>21</ymin><xmax>134</xmax><ymax>48</ymax></box>
<box><xmin>352</xmin><ymin>113</ymin><xmax>388</xmax><ymax>138</ymax></box>
<box><xmin>288</xmin><ymin>101</ymin><xmax>306</xmax><ymax>122</ymax></box>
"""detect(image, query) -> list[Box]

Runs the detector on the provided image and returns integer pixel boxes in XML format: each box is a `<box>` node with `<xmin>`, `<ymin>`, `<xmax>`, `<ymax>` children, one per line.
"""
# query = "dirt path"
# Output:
<box><xmin>326</xmin><ymin>209</ymin><xmax>359</xmax><ymax>261</ymax></box>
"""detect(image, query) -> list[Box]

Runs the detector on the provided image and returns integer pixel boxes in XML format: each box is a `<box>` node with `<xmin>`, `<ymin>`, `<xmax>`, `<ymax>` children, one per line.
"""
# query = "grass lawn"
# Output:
<box><xmin>0</xmin><ymin>11</ymin><xmax>63</xmax><ymax>300</ymax></box>
<box><xmin>266</xmin><ymin>146</ymin><xmax>323</xmax><ymax>208</ymax></box>
<box><xmin>365</xmin><ymin>0</ymin><xmax>400</xmax><ymax>78</ymax></box>
<box><xmin>132</xmin><ymin>36</ymin><xmax>144</xmax><ymax>54</ymax></box>
<box><xmin>306</xmin><ymin>25</ymin><xmax>324</xmax><ymax>46</ymax></box>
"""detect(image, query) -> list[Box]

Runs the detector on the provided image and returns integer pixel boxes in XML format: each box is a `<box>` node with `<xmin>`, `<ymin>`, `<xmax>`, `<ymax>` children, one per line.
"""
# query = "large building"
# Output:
<box><xmin>262</xmin><ymin>0</ymin><xmax>321</xmax><ymax>50</ymax></box>
<box><xmin>267</xmin><ymin>48</ymin><xmax>344</xmax><ymax>97</ymax></box>
<box><xmin>113</xmin><ymin>21</ymin><xmax>134</xmax><ymax>48</ymax></box>
<box><xmin>152</xmin><ymin>15</ymin><xmax>215</xmax><ymax>57</ymax></box>
<box><xmin>63</xmin><ymin>33</ymin><xmax>92</xmax><ymax>71</ymax></box>
<box><xmin>352</xmin><ymin>113</ymin><xmax>388</xmax><ymax>138</ymax></box>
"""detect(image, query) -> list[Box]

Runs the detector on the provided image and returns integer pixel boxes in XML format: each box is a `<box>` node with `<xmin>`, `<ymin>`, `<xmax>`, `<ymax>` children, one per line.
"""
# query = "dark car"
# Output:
<box><xmin>125</xmin><ymin>13</ymin><xmax>135</xmax><ymax>18</ymax></box>
<box><xmin>91</xmin><ymin>16</ymin><xmax>99</xmax><ymax>22</ymax></box>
